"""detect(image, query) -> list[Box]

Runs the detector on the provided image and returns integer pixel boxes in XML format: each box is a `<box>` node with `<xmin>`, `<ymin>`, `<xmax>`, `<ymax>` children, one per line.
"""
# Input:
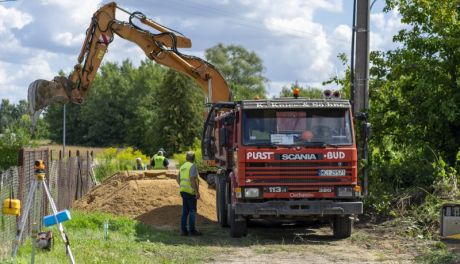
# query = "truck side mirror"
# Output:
<box><xmin>219</xmin><ymin>127</ymin><xmax>228</xmax><ymax>147</ymax></box>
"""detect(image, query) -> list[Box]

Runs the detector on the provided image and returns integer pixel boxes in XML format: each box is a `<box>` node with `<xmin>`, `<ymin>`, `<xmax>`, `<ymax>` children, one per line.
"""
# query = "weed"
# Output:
<box><xmin>416</xmin><ymin>248</ymin><xmax>460</xmax><ymax>264</ymax></box>
<box><xmin>94</xmin><ymin>147</ymin><xmax>150</xmax><ymax>181</ymax></box>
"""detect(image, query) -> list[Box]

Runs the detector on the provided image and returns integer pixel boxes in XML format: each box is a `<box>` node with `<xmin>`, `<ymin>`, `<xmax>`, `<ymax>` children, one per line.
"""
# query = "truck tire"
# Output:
<box><xmin>216</xmin><ymin>176</ymin><xmax>228</xmax><ymax>227</ymax></box>
<box><xmin>333</xmin><ymin>215</ymin><xmax>352</xmax><ymax>239</ymax></box>
<box><xmin>228</xmin><ymin>204</ymin><xmax>247</xmax><ymax>238</ymax></box>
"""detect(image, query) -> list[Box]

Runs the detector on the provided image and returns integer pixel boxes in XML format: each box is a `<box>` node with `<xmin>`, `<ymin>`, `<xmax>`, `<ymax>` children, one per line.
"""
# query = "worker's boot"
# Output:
<box><xmin>189</xmin><ymin>230</ymin><xmax>202</xmax><ymax>236</ymax></box>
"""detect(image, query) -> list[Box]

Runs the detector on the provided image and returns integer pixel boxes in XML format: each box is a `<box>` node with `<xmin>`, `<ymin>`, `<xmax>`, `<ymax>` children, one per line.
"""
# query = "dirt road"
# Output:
<box><xmin>206</xmin><ymin>223</ymin><xmax>430</xmax><ymax>264</ymax></box>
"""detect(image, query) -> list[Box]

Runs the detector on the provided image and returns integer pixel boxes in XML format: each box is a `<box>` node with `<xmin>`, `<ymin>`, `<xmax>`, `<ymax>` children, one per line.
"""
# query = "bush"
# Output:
<box><xmin>172</xmin><ymin>138</ymin><xmax>215</xmax><ymax>172</ymax></box>
<box><xmin>0</xmin><ymin>122</ymin><xmax>33</xmax><ymax>171</ymax></box>
<box><xmin>94</xmin><ymin>147</ymin><xmax>150</xmax><ymax>182</ymax></box>
<box><xmin>390</xmin><ymin>152</ymin><xmax>460</xmax><ymax>239</ymax></box>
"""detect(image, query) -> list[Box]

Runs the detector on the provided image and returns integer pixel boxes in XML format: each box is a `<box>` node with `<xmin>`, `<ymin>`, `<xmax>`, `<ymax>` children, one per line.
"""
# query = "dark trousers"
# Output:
<box><xmin>180</xmin><ymin>192</ymin><xmax>197</xmax><ymax>232</ymax></box>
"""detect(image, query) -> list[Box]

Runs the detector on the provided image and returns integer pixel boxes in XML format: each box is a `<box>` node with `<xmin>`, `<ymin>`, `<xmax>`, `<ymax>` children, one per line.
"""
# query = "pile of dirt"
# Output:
<box><xmin>73</xmin><ymin>170</ymin><xmax>217</xmax><ymax>228</ymax></box>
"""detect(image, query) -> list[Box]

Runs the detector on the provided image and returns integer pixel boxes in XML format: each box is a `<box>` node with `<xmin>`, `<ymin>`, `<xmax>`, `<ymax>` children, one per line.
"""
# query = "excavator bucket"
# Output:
<box><xmin>28</xmin><ymin>76</ymin><xmax>74</xmax><ymax>129</ymax></box>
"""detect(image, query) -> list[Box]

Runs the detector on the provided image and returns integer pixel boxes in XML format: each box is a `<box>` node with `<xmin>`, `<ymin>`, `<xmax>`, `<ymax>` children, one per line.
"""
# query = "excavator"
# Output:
<box><xmin>29</xmin><ymin>2</ymin><xmax>365</xmax><ymax>239</ymax></box>
<box><xmin>28</xmin><ymin>1</ymin><xmax>231</xmax><ymax>126</ymax></box>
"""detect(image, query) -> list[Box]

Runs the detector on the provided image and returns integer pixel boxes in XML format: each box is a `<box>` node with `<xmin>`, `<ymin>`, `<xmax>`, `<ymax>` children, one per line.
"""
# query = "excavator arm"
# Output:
<box><xmin>29</xmin><ymin>2</ymin><xmax>230</xmax><ymax>124</ymax></box>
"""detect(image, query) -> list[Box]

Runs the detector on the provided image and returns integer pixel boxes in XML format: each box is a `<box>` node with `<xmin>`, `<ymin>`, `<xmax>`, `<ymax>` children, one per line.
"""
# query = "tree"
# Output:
<box><xmin>0</xmin><ymin>129</ymin><xmax>31</xmax><ymax>170</ymax></box>
<box><xmin>123</xmin><ymin>60</ymin><xmax>166</xmax><ymax>151</ymax></box>
<box><xmin>0</xmin><ymin>99</ymin><xmax>29</xmax><ymax>133</ymax></box>
<box><xmin>358</xmin><ymin>0</ymin><xmax>460</xmax><ymax>192</ymax></box>
<box><xmin>205</xmin><ymin>43</ymin><xmax>267</xmax><ymax>100</ymax></box>
<box><xmin>44</xmin><ymin>102</ymin><xmax>87</xmax><ymax>145</ymax></box>
<box><xmin>279</xmin><ymin>83</ymin><xmax>323</xmax><ymax>99</ymax></box>
<box><xmin>145</xmin><ymin>69</ymin><xmax>205</xmax><ymax>154</ymax></box>
<box><xmin>0</xmin><ymin>114</ymin><xmax>35</xmax><ymax>170</ymax></box>
<box><xmin>322</xmin><ymin>53</ymin><xmax>352</xmax><ymax>99</ymax></box>
<box><xmin>373</xmin><ymin>0</ymin><xmax>460</xmax><ymax>164</ymax></box>
<box><xmin>44</xmin><ymin>60</ymin><xmax>165</xmax><ymax>149</ymax></box>
<box><xmin>83</xmin><ymin>60</ymin><xmax>140</xmax><ymax>146</ymax></box>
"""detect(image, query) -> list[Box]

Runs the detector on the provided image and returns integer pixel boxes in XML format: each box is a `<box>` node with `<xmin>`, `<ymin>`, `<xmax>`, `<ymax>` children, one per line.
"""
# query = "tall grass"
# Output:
<box><xmin>94</xmin><ymin>147</ymin><xmax>150</xmax><ymax>182</ymax></box>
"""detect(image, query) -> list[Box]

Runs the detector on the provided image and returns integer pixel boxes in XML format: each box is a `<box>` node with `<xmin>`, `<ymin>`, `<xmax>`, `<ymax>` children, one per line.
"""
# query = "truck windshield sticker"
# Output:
<box><xmin>270</xmin><ymin>134</ymin><xmax>294</xmax><ymax>145</ymax></box>
<box><xmin>276</xmin><ymin>111</ymin><xmax>306</xmax><ymax>132</ymax></box>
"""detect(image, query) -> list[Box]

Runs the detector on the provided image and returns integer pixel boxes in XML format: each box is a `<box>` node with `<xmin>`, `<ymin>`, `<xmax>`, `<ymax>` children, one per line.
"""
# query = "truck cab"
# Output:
<box><xmin>202</xmin><ymin>96</ymin><xmax>363</xmax><ymax>238</ymax></box>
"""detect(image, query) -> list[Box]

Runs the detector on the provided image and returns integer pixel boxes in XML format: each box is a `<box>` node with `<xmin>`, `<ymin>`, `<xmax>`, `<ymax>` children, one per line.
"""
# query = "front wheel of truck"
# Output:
<box><xmin>228</xmin><ymin>205</ymin><xmax>247</xmax><ymax>238</ymax></box>
<box><xmin>332</xmin><ymin>215</ymin><xmax>352</xmax><ymax>239</ymax></box>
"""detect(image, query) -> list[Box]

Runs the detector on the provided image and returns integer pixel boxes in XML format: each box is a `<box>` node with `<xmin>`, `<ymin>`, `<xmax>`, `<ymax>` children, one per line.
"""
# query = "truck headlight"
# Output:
<box><xmin>244</xmin><ymin>188</ymin><xmax>260</xmax><ymax>198</ymax></box>
<box><xmin>337</xmin><ymin>187</ymin><xmax>353</xmax><ymax>197</ymax></box>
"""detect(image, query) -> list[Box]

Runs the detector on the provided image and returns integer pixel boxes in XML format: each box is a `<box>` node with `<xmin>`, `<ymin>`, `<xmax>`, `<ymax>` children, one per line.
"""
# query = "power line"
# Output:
<box><xmin>153</xmin><ymin>0</ymin><xmax>351</xmax><ymax>44</ymax></box>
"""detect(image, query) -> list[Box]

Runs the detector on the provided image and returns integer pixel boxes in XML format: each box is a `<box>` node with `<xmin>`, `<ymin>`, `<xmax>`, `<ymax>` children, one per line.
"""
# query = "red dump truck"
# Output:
<box><xmin>25</xmin><ymin>2</ymin><xmax>367</xmax><ymax>239</ymax></box>
<box><xmin>202</xmin><ymin>94</ymin><xmax>363</xmax><ymax>238</ymax></box>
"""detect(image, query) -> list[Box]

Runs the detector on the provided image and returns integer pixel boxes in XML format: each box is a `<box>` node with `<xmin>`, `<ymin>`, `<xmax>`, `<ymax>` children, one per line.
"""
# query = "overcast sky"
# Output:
<box><xmin>0</xmin><ymin>0</ymin><xmax>403</xmax><ymax>102</ymax></box>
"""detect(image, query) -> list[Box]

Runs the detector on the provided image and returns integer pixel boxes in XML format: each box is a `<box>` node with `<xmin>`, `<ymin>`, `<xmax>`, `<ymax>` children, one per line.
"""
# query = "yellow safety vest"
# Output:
<box><xmin>134</xmin><ymin>163</ymin><xmax>146</xmax><ymax>170</ymax></box>
<box><xmin>153</xmin><ymin>154</ymin><xmax>166</xmax><ymax>169</ymax></box>
<box><xmin>179</xmin><ymin>162</ymin><xmax>195</xmax><ymax>195</ymax></box>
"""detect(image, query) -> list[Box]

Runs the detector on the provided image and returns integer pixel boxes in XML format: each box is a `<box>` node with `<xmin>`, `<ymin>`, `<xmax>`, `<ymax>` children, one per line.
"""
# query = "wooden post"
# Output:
<box><xmin>76</xmin><ymin>150</ymin><xmax>81</xmax><ymax>200</ymax></box>
<box><xmin>17</xmin><ymin>149</ymin><xmax>25</xmax><ymax>229</ymax></box>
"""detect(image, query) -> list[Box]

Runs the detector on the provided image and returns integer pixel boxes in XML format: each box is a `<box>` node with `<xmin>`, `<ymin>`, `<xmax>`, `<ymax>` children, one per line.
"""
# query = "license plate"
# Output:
<box><xmin>318</xmin><ymin>169</ymin><xmax>346</xmax><ymax>176</ymax></box>
<box><xmin>264</xmin><ymin>186</ymin><xmax>288</xmax><ymax>193</ymax></box>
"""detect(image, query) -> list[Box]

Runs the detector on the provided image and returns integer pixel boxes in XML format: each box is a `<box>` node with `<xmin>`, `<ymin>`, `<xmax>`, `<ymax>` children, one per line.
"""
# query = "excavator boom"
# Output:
<box><xmin>29</xmin><ymin>2</ymin><xmax>230</xmax><ymax>126</ymax></box>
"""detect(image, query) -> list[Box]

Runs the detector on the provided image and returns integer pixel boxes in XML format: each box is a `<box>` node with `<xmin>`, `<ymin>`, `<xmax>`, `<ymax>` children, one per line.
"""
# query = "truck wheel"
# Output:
<box><xmin>216</xmin><ymin>176</ymin><xmax>228</xmax><ymax>227</ymax></box>
<box><xmin>333</xmin><ymin>215</ymin><xmax>352</xmax><ymax>239</ymax></box>
<box><xmin>228</xmin><ymin>204</ymin><xmax>247</xmax><ymax>238</ymax></box>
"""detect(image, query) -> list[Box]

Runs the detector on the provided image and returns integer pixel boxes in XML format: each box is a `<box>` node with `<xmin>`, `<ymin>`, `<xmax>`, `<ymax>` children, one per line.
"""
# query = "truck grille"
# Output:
<box><xmin>245</xmin><ymin>162</ymin><xmax>352</xmax><ymax>185</ymax></box>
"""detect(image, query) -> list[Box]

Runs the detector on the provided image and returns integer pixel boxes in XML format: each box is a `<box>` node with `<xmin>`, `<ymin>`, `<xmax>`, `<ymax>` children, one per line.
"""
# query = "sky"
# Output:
<box><xmin>0</xmin><ymin>0</ymin><xmax>404</xmax><ymax>103</ymax></box>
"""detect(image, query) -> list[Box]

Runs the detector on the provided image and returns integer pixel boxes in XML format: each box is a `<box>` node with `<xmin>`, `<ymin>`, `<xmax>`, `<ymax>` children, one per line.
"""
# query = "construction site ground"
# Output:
<box><xmin>70</xmin><ymin>170</ymin><xmax>441</xmax><ymax>264</ymax></box>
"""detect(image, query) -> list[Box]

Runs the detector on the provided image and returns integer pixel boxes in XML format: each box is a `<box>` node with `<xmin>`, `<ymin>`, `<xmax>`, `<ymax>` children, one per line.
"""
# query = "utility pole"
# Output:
<box><xmin>354</xmin><ymin>0</ymin><xmax>370</xmax><ymax>114</ymax></box>
<box><xmin>350</xmin><ymin>0</ymin><xmax>357</xmax><ymax>108</ymax></box>
<box><xmin>353</xmin><ymin>0</ymin><xmax>370</xmax><ymax>196</ymax></box>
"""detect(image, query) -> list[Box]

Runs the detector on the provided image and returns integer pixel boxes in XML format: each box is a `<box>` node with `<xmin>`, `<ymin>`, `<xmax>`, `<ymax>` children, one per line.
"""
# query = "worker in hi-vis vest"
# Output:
<box><xmin>151</xmin><ymin>148</ymin><xmax>169</xmax><ymax>169</ymax></box>
<box><xmin>176</xmin><ymin>151</ymin><xmax>202</xmax><ymax>236</ymax></box>
<box><xmin>133</xmin><ymin>157</ymin><xmax>146</xmax><ymax>170</ymax></box>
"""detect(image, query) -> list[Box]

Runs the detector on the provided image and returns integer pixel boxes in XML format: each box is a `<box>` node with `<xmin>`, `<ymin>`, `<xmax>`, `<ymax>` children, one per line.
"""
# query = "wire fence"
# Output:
<box><xmin>0</xmin><ymin>148</ymin><xmax>96</xmax><ymax>260</ymax></box>
<box><xmin>0</xmin><ymin>167</ymin><xmax>19</xmax><ymax>259</ymax></box>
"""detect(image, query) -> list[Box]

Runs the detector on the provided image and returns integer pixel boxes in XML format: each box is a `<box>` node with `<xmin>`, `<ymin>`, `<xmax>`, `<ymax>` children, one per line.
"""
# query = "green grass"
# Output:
<box><xmin>4</xmin><ymin>211</ymin><xmax>302</xmax><ymax>264</ymax></box>
<box><xmin>415</xmin><ymin>242</ymin><xmax>460</xmax><ymax>264</ymax></box>
<box><xmin>3</xmin><ymin>211</ymin><xmax>223</xmax><ymax>264</ymax></box>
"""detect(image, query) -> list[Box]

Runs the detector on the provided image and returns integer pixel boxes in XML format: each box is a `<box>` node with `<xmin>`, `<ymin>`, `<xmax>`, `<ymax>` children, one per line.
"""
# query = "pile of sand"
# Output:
<box><xmin>73</xmin><ymin>170</ymin><xmax>217</xmax><ymax>228</ymax></box>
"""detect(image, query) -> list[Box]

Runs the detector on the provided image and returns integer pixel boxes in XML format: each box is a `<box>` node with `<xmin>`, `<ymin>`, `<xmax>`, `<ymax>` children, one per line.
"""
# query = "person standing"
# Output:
<box><xmin>176</xmin><ymin>151</ymin><xmax>202</xmax><ymax>236</ymax></box>
<box><xmin>133</xmin><ymin>157</ymin><xmax>146</xmax><ymax>170</ymax></box>
<box><xmin>151</xmin><ymin>149</ymin><xmax>169</xmax><ymax>169</ymax></box>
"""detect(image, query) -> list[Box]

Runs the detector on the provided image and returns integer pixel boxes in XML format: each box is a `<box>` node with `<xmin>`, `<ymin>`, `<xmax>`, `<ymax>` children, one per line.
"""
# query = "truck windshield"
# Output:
<box><xmin>242</xmin><ymin>109</ymin><xmax>353</xmax><ymax>146</ymax></box>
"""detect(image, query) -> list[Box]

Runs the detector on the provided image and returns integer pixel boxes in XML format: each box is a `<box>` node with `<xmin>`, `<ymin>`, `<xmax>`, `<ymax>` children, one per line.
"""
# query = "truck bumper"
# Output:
<box><xmin>235</xmin><ymin>200</ymin><xmax>363</xmax><ymax>216</ymax></box>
